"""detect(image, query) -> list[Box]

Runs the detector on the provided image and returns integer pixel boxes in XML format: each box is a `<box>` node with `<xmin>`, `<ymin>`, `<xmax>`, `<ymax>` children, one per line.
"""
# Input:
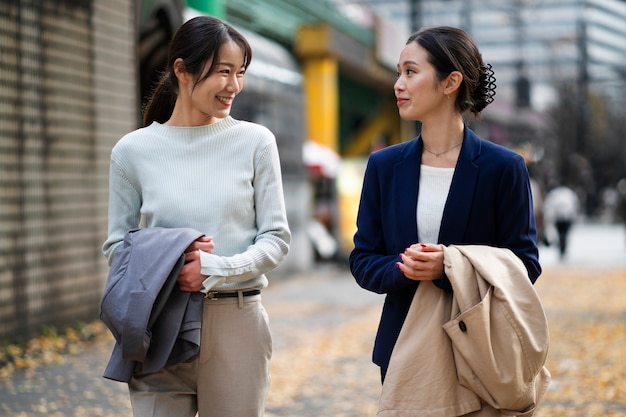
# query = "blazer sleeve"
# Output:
<box><xmin>494</xmin><ymin>155</ymin><xmax>542</xmax><ymax>283</ymax></box>
<box><xmin>349</xmin><ymin>152</ymin><xmax>419</xmax><ymax>295</ymax></box>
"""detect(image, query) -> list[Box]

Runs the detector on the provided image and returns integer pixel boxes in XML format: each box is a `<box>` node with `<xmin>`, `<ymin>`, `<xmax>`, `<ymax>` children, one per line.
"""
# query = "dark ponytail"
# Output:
<box><xmin>142</xmin><ymin>71</ymin><xmax>177</xmax><ymax>126</ymax></box>
<box><xmin>407</xmin><ymin>26</ymin><xmax>496</xmax><ymax>118</ymax></box>
<box><xmin>142</xmin><ymin>15</ymin><xmax>252</xmax><ymax>127</ymax></box>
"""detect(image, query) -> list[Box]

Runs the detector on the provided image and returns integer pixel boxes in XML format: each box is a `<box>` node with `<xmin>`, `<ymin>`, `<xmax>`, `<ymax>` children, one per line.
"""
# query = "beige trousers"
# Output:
<box><xmin>128</xmin><ymin>293</ymin><xmax>272</xmax><ymax>417</ymax></box>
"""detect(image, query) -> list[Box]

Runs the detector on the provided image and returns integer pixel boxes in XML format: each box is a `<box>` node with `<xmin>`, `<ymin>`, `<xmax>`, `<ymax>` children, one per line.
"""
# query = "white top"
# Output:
<box><xmin>543</xmin><ymin>186</ymin><xmax>579</xmax><ymax>223</ymax></box>
<box><xmin>103</xmin><ymin>117</ymin><xmax>291</xmax><ymax>292</ymax></box>
<box><xmin>416</xmin><ymin>165</ymin><xmax>455</xmax><ymax>243</ymax></box>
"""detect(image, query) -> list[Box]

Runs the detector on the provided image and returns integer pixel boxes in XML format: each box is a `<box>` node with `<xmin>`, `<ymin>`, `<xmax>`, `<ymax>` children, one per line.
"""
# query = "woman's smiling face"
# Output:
<box><xmin>186</xmin><ymin>40</ymin><xmax>247</xmax><ymax>125</ymax></box>
<box><xmin>394</xmin><ymin>42</ymin><xmax>446</xmax><ymax>122</ymax></box>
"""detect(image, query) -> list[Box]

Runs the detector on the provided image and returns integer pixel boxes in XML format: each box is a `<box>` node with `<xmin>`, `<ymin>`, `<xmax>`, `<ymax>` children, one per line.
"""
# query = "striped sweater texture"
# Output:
<box><xmin>103</xmin><ymin>116</ymin><xmax>291</xmax><ymax>291</ymax></box>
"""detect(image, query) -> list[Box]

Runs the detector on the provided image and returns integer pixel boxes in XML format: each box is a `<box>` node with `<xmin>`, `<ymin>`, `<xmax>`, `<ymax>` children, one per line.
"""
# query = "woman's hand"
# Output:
<box><xmin>396</xmin><ymin>243</ymin><xmax>444</xmax><ymax>281</ymax></box>
<box><xmin>177</xmin><ymin>236</ymin><xmax>215</xmax><ymax>292</ymax></box>
<box><xmin>185</xmin><ymin>235</ymin><xmax>215</xmax><ymax>254</ymax></box>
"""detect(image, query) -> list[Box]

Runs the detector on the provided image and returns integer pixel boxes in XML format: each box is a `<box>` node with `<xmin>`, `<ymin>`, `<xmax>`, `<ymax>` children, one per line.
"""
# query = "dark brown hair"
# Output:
<box><xmin>407</xmin><ymin>26</ymin><xmax>496</xmax><ymax>117</ymax></box>
<box><xmin>142</xmin><ymin>15</ymin><xmax>252</xmax><ymax>126</ymax></box>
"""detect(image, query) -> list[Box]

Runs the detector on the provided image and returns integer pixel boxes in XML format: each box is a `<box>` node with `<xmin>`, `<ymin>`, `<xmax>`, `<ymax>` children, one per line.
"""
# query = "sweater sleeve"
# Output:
<box><xmin>102</xmin><ymin>157</ymin><xmax>142</xmax><ymax>265</ymax></box>
<box><xmin>199</xmin><ymin>137</ymin><xmax>290</xmax><ymax>286</ymax></box>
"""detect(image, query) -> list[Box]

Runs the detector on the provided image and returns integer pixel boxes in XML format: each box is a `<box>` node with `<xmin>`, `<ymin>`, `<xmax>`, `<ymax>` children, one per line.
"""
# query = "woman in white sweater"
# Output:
<box><xmin>102</xmin><ymin>15</ymin><xmax>290</xmax><ymax>417</ymax></box>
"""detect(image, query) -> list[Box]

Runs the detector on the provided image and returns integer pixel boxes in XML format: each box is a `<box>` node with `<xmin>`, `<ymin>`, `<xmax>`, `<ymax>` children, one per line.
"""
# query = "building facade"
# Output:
<box><xmin>0</xmin><ymin>0</ymin><xmax>154</xmax><ymax>342</ymax></box>
<box><xmin>348</xmin><ymin>0</ymin><xmax>626</xmax><ymax>110</ymax></box>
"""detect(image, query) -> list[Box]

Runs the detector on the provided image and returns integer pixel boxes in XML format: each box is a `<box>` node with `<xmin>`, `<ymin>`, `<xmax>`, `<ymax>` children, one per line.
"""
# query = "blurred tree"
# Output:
<box><xmin>546</xmin><ymin>82</ymin><xmax>625</xmax><ymax>216</ymax></box>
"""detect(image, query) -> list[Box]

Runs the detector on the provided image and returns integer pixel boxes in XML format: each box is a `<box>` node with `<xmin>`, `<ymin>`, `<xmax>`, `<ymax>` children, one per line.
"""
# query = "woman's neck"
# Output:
<box><xmin>420</xmin><ymin>115</ymin><xmax>464</xmax><ymax>150</ymax></box>
<box><xmin>419</xmin><ymin>116</ymin><xmax>465</xmax><ymax>168</ymax></box>
<box><xmin>165</xmin><ymin>99</ymin><xmax>219</xmax><ymax>127</ymax></box>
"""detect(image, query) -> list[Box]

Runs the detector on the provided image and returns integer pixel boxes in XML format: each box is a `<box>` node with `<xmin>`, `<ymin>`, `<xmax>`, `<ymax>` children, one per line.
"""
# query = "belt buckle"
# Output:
<box><xmin>204</xmin><ymin>291</ymin><xmax>218</xmax><ymax>300</ymax></box>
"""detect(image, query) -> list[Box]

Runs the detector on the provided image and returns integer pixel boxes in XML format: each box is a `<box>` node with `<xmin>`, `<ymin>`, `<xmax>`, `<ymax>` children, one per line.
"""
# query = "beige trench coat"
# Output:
<box><xmin>377</xmin><ymin>245</ymin><xmax>550</xmax><ymax>417</ymax></box>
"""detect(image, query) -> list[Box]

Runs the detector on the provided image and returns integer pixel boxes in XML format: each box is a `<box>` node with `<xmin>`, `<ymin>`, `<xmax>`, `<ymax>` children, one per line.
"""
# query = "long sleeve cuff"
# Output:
<box><xmin>201</xmin><ymin>275</ymin><xmax>226</xmax><ymax>293</ymax></box>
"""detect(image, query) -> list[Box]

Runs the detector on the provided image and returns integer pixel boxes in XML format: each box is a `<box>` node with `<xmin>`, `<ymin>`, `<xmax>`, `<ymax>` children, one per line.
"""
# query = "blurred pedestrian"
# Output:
<box><xmin>102</xmin><ymin>15</ymin><xmax>290</xmax><ymax>417</ymax></box>
<box><xmin>349</xmin><ymin>26</ymin><xmax>541</xmax><ymax>415</ymax></box>
<box><xmin>543</xmin><ymin>185</ymin><xmax>579</xmax><ymax>258</ymax></box>
<box><xmin>617</xmin><ymin>178</ymin><xmax>626</xmax><ymax>247</ymax></box>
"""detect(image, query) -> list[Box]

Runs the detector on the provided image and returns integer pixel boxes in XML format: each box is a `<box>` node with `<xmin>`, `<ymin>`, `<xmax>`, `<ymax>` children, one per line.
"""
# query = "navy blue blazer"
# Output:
<box><xmin>349</xmin><ymin>126</ymin><xmax>541</xmax><ymax>368</ymax></box>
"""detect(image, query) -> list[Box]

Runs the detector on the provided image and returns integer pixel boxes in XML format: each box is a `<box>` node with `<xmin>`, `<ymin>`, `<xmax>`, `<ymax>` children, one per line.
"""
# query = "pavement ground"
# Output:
<box><xmin>1</xmin><ymin>222</ymin><xmax>625</xmax><ymax>416</ymax></box>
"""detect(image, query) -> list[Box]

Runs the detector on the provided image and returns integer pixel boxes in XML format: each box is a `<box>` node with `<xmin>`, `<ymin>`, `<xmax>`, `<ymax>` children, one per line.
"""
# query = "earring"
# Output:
<box><xmin>446</xmin><ymin>95</ymin><xmax>450</xmax><ymax>100</ymax></box>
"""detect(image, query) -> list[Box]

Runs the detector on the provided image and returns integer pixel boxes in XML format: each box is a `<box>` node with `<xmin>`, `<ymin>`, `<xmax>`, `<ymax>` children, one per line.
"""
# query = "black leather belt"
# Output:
<box><xmin>204</xmin><ymin>289</ymin><xmax>261</xmax><ymax>300</ymax></box>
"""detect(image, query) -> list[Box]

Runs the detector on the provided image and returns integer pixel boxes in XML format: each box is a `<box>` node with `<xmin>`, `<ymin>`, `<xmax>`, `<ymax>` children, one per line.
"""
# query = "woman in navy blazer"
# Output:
<box><xmin>349</xmin><ymin>26</ymin><xmax>541</xmax><ymax>385</ymax></box>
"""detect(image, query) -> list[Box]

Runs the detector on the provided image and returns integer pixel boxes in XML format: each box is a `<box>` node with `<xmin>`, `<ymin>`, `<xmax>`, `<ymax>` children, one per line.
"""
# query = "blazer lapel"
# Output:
<box><xmin>439</xmin><ymin>128</ymin><xmax>481</xmax><ymax>245</ymax></box>
<box><xmin>393</xmin><ymin>139</ymin><xmax>421</xmax><ymax>248</ymax></box>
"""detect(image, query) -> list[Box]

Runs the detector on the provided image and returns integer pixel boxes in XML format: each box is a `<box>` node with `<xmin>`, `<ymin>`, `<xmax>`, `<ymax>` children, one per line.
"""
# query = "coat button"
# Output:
<box><xmin>459</xmin><ymin>321</ymin><xmax>467</xmax><ymax>332</ymax></box>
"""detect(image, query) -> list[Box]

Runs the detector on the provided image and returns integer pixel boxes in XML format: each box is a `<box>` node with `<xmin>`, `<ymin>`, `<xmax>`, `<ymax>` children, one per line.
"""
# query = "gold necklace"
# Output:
<box><xmin>422</xmin><ymin>141</ymin><xmax>462</xmax><ymax>157</ymax></box>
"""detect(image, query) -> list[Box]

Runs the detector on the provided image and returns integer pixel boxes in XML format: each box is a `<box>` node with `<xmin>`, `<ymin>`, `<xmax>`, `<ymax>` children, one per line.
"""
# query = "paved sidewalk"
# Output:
<box><xmin>0</xmin><ymin>265</ymin><xmax>384</xmax><ymax>417</ymax></box>
<box><xmin>2</xmin><ymin>258</ymin><xmax>625</xmax><ymax>417</ymax></box>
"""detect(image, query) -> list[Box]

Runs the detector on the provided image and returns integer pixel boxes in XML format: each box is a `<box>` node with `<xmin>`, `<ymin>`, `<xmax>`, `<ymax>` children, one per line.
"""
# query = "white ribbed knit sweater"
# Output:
<box><xmin>417</xmin><ymin>164</ymin><xmax>455</xmax><ymax>244</ymax></box>
<box><xmin>103</xmin><ymin>116</ymin><xmax>290</xmax><ymax>292</ymax></box>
